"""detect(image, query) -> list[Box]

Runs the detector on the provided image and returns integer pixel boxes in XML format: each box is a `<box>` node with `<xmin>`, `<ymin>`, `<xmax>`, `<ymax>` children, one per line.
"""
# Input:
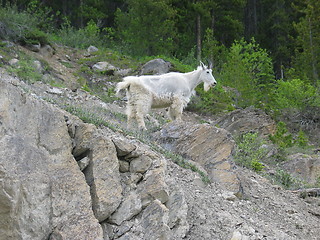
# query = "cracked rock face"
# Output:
<box><xmin>2</xmin><ymin>66</ymin><xmax>320</xmax><ymax>240</ymax></box>
<box><xmin>0</xmin><ymin>78</ymin><xmax>103</xmax><ymax>239</ymax></box>
<box><xmin>0</xmin><ymin>74</ymin><xmax>189</xmax><ymax>240</ymax></box>
<box><xmin>154</xmin><ymin>121</ymin><xmax>240</xmax><ymax>193</ymax></box>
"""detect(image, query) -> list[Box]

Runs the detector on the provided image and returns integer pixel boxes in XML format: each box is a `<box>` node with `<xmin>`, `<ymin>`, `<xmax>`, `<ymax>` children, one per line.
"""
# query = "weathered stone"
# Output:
<box><xmin>166</xmin><ymin>188</ymin><xmax>189</xmax><ymax>238</ymax></box>
<box><xmin>81</xmin><ymin>131</ymin><xmax>123</xmax><ymax>222</ymax></box>
<box><xmin>130</xmin><ymin>155</ymin><xmax>152</xmax><ymax>173</ymax></box>
<box><xmin>230</xmin><ymin>230</ymin><xmax>248</xmax><ymax>240</ymax></box>
<box><xmin>101</xmin><ymin>221</ymin><xmax>134</xmax><ymax>240</ymax></box>
<box><xmin>216</xmin><ymin>107</ymin><xmax>276</xmax><ymax>138</ymax></box>
<box><xmin>124</xmin><ymin>149</ymin><xmax>141</xmax><ymax>159</ymax></box>
<box><xmin>92</xmin><ymin>61</ymin><xmax>116</xmax><ymax>73</ymax></box>
<box><xmin>115</xmin><ymin>68</ymin><xmax>132</xmax><ymax>76</ymax></box>
<box><xmin>77</xmin><ymin>156</ymin><xmax>90</xmax><ymax>171</ymax></box>
<box><xmin>119</xmin><ymin>160</ymin><xmax>130</xmax><ymax>172</ymax></box>
<box><xmin>46</xmin><ymin>87</ymin><xmax>64</xmax><ymax>95</ymax></box>
<box><xmin>123</xmin><ymin>173</ymin><xmax>143</xmax><ymax>186</ymax></box>
<box><xmin>0</xmin><ymin>78</ymin><xmax>103</xmax><ymax>239</ymax></box>
<box><xmin>112</xmin><ymin>137</ymin><xmax>137</xmax><ymax>157</ymax></box>
<box><xmin>39</xmin><ymin>44</ymin><xmax>54</xmax><ymax>58</ymax></box>
<box><xmin>26</xmin><ymin>43</ymin><xmax>41</xmax><ymax>52</ymax></box>
<box><xmin>108</xmin><ymin>191</ymin><xmax>142</xmax><ymax>225</ymax></box>
<box><xmin>87</xmin><ymin>45</ymin><xmax>99</xmax><ymax>53</ymax></box>
<box><xmin>72</xmin><ymin>123</ymin><xmax>96</xmax><ymax>158</ymax></box>
<box><xmin>9</xmin><ymin>58</ymin><xmax>19</xmax><ymax>66</ymax></box>
<box><xmin>155</xmin><ymin>122</ymin><xmax>240</xmax><ymax>192</ymax></box>
<box><xmin>142</xmin><ymin>199</ymin><xmax>171</xmax><ymax>240</ymax></box>
<box><xmin>33</xmin><ymin>60</ymin><xmax>44</xmax><ymax>73</ymax></box>
<box><xmin>283</xmin><ymin>153</ymin><xmax>320</xmax><ymax>184</ymax></box>
<box><xmin>218</xmin><ymin>191</ymin><xmax>238</xmax><ymax>201</ymax></box>
<box><xmin>140</xmin><ymin>58</ymin><xmax>171</xmax><ymax>75</ymax></box>
<box><xmin>138</xmin><ymin>168</ymin><xmax>169</xmax><ymax>207</ymax></box>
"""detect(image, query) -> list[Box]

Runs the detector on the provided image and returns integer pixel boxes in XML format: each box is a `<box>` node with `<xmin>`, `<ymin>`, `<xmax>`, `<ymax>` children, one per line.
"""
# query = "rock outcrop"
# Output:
<box><xmin>0</xmin><ymin>76</ymin><xmax>103</xmax><ymax>239</ymax></box>
<box><xmin>154</xmin><ymin>121</ymin><xmax>240</xmax><ymax>193</ymax></box>
<box><xmin>216</xmin><ymin>107</ymin><xmax>276</xmax><ymax>137</ymax></box>
<box><xmin>283</xmin><ymin>153</ymin><xmax>320</xmax><ymax>185</ymax></box>
<box><xmin>0</xmin><ymin>72</ymin><xmax>189</xmax><ymax>240</ymax></box>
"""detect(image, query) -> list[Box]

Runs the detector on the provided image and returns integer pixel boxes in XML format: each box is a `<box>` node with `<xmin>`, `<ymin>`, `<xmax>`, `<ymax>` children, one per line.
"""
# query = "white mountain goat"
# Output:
<box><xmin>116</xmin><ymin>62</ymin><xmax>217</xmax><ymax>130</ymax></box>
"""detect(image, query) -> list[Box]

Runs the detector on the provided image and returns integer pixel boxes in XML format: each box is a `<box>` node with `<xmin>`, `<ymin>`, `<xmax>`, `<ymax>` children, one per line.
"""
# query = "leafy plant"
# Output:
<box><xmin>272</xmin><ymin>78</ymin><xmax>320</xmax><ymax>110</ymax></box>
<box><xmin>188</xmin><ymin>84</ymin><xmax>234</xmax><ymax>114</ymax></box>
<box><xmin>234</xmin><ymin>132</ymin><xmax>266</xmax><ymax>172</ymax></box>
<box><xmin>220</xmin><ymin>38</ymin><xmax>275</xmax><ymax>108</ymax></box>
<box><xmin>269</xmin><ymin>121</ymin><xmax>293</xmax><ymax>149</ymax></box>
<box><xmin>7</xmin><ymin>54</ymin><xmax>43</xmax><ymax>84</ymax></box>
<box><xmin>295</xmin><ymin>129</ymin><xmax>308</xmax><ymax>148</ymax></box>
<box><xmin>271</xmin><ymin>169</ymin><xmax>302</xmax><ymax>189</ymax></box>
<box><xmin>51</xmin><ymin>20</ymin><xmax>103</xmax><ymax>49</ymax></box>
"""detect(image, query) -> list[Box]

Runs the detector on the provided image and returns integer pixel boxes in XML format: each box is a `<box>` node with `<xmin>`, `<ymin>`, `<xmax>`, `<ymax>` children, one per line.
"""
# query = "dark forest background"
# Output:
<box><xmin>2</xmin><ymin>0</ymin><xmax>319</xmax><ymax>81</ymax></box>
<box><xmin>1</xmin><ymin>0</ymin><xmax>320</xmax><ymax>128</ymax></box>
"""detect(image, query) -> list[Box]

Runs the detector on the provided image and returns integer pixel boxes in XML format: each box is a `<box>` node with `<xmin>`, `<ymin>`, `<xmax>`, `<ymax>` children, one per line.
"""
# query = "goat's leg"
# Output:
<box><xmin>136</xmin><ymin>113</ymin><xmax>147</xmax><ymax>131</ymax></box>
<box><xmin>126</xmin><ymin>103</ymin><xmax>137</xmax><ymax>129</ymax></box>
<box><xmin>168</xmin><ymin>97</ymin><xmax>184</xmax><ymax>121</ymax></box>
<box><xmin>136</xmin><ymin>93</ymin><xmax>153</xmax><ymax>131</ymax></box>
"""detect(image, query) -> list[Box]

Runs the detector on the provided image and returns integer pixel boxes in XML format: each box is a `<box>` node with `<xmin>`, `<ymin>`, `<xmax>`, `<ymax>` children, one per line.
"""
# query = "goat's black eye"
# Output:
<box><xmin>206</xmin><ymin>71</ymin><xmax>210</xmax><ymax>73</ymax></box>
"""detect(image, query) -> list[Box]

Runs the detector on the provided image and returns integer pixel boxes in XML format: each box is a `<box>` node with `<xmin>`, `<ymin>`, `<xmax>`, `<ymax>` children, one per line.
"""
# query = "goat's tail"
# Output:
<box><xmin>115</xmin><ymin>81</ymin><xmax>131</xmax><ymax>97</ymax></box>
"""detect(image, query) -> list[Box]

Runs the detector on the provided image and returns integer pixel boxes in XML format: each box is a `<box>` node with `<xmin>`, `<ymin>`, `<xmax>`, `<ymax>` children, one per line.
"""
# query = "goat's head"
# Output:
<box><xmin>199</xmin><ymin>61</ymin><xmax>217</xmax><ymax>91</ymax></box>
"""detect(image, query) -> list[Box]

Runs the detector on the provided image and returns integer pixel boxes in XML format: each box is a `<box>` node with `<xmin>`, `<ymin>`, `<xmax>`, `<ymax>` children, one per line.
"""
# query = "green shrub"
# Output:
<box><xmin>269</xmin><ymin>121</ymin><xmax>293</xmax><ymax>149</ymax></box>
<box><xmin>51</xmin><ymin>20</ymin><xmax>103</xmax><ymax>49</ymax></box>
<box><xmin>273</xmin><ymin>78</ymin><xmax>320</xmax><ymax>110</ymax></box>
<box><xmin>271</xmin><ymin>169</ymin><xmax>302</xmax><ymax>189</ymax></box>
<box><xmin>7</xmin><ymin>55</ymin><xmax>43</xmax><ymax>84</ymax></box>
<box><xmin>0</xmin><ymin>3</ymin><xmax>50</xmax><ymax>45</ymax></box>
<box><xmin>0</xmin><ymin>5</ymin><xmax>37</xmax><ymax>41</ymax></box>
<box><xmin>270</xmin><ymin>122</ymin><xmax>310</xmax><ymax>150</ymax></box>
<box><xmin>188</xmin><ymin>84</ymin><xmax>235</xmax><ymax>114</ymax></box>
<box><xmin>19</xmin><ymin>28</ymin><xmax>49</xmax><ymax>46</ymax></box>
<box><xmin>234</xmin><ymin>132</ymin><xmax>266</xmax><ymax>172</ymax></box>
<box><xmin>295</xmin><ymin>129</ymin><xmax>309</xmax><ymax>148</ymax></box>
<box><xmin>220</xmin><ymin>38</ymin><xmax>275</xmax><ymax>108</ymax></box>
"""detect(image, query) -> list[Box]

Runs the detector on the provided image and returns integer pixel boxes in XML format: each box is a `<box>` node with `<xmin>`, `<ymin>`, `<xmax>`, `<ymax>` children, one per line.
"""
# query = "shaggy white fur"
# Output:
<box><xmin>116</xmin><ymin>62</ymin><xmax>217</xmax><ymax>130</ymax></box>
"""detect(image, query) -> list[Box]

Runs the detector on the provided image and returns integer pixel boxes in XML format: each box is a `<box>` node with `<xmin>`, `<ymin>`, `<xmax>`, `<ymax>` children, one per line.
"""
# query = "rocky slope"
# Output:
<box><xmin>1</xmin><ymin>43</ymin><xmax>320</xmax><ymax>240</ymax></box>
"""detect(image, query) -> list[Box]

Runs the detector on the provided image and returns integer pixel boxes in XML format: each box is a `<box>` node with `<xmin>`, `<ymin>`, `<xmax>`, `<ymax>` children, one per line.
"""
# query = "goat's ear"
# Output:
<box><xmin>200</xmin><ymin>61</ymin><xmax>205</xmax><ymax>70</ymax></box>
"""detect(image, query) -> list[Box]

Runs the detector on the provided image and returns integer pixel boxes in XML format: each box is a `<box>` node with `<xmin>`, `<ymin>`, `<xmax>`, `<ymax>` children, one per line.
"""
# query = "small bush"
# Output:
<box><xmin>270</xmin><ymin>122</ymin><xmax>310</xmax><ymax>151</ymax></box>
<box><xmin>295</xmin><ymin>129</ymin><xmax>309</xmax><ymax>148</ymax></box>
<box><xmin>234</xmin><ymin>132</ymin><xmax>266</xmax><ymax>172</ymax></box>
<box><xmin>188</xmin><ymin>84</ymin><xmax>235</xmax><ymax>114</ymax></box>
<box><xmin>0</xmin><ymin>4</ymin><xmax>50</xmax><ymax>45</ymax></box>
<box><xmin>273</xmin><ymin>78</ymin><xmax>320</xmax><ymax>110</ymax></box>
<box><xmin>51</xmin><ymin>20</ymin><xmax>103</xmax><ymax>49</ymax></box>
<box><xmin>269</xmin><ymin>121</ymin><xmax>293</xmax><ymax>149</ymax></box>
<box><xmin>271</xmin><ymin>169</ymin><xmax>302</xmax><ymax>189</ymax></box>
<box><xmin>219</xmin><ymin>38</ymin><xmax>275</xmax><ymax>108</ymax></box>
<box><xmin>19</xmin><ymin>28</ymin><xmax>49</xmax><ymax>46</ymax></box>
<box><xmin>0</xmin><ymin>5</ymin><xmax>37</xmax><ymax>41</ymax></box>
<box><xmin>7</xmin><ymin>55</ymin><xmax>43</xmax><ymax>84</ymax></box>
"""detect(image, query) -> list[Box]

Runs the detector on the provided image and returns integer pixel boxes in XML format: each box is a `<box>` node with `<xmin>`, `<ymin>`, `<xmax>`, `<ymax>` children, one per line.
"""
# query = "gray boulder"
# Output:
<box><xmin>140</xmin><ymin>58</ymin><xmax>171</xmax><ymax>75</ymax></box>
<box><xmin>92</xmin><ymin>62</ymin><xmax>116</xmax><ymax>74</ymax></box>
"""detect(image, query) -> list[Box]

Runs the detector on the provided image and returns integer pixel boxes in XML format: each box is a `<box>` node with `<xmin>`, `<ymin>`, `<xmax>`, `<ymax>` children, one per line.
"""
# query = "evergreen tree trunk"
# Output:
<box><xmin>196</xmin><ymin>14</ymin><xmax>201</xmax><ymax>61</ymax></box>
<box><xmin>308</xmin><ymin>17</ymin><xmax>319</xmax><ymax>83</ymax></box>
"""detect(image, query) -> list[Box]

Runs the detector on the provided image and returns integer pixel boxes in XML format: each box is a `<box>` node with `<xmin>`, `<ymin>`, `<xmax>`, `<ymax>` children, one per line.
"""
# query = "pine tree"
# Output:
<box><xmin>294</xmin><ymin>0</ymin><xmax>320</xmax><ymax>85</ymax></box>
<box><xmin>115</xmin><ymin>0</ymin><xmax>176</xmax><ymax>56</ymax></box>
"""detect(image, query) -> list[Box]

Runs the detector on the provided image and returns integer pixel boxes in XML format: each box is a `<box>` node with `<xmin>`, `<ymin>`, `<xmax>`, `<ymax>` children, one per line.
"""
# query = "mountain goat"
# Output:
<box><xmin>116</xmin><ymin>62</ymin><xmax>217</xmax><ymax>130</ymax></box>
